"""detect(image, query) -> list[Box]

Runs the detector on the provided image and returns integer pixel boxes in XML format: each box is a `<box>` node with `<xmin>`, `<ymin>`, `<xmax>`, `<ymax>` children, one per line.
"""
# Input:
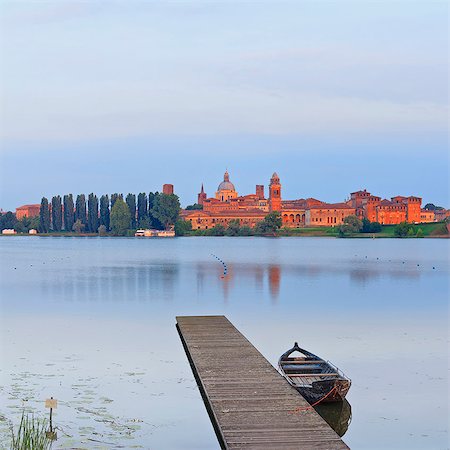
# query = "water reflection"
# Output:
<box><xmin>32</xmin><ymin>256</ymin><xmax>429</xmax><ymax>305</ymax></box>
<box><xmin>314</xmin><ymin>399</ymin><xmax>352</xmax><ymax>437</ymax></box>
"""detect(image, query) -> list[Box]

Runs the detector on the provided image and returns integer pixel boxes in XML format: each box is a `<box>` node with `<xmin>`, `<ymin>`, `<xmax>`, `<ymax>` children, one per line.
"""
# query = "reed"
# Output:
<box><xmin>11</xmin><ymin>412</ymin><xmax>52</xmax><ymax>450</ymax></box>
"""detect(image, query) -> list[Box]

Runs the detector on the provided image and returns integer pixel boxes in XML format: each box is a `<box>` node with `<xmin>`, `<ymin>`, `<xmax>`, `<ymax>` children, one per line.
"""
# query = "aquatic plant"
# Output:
<box><xmin>10</xmin><ymin>412</ymin><xmax>52</xmax><ymax>450</ymax></box>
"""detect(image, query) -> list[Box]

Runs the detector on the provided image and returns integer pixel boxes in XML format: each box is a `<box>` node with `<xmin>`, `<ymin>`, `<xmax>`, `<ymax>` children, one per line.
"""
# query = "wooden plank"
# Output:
<box><xmin>176</xmin><ymin>315</ymin><xmax>349</xmax><ymax>450</ymax></box>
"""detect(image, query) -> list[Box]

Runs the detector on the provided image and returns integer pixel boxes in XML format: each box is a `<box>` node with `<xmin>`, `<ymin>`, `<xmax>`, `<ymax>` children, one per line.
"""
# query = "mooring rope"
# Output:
<box><xmin>289</xmin><ymin>385</ymin><xmax>339</xmax><ymax>414</ymax></box>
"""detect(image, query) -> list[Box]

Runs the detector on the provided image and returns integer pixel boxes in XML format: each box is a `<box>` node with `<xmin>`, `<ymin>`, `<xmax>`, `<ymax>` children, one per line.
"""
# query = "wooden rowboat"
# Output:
<box><xmin>278</xmin><ymin>342</ymin><xmax>351</xmax><ymax>404</ymax></box>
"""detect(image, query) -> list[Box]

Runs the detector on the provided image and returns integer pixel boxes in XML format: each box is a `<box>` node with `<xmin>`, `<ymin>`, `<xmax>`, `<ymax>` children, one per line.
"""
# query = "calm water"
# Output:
<box><xmin>0</xmin><ymin>237</ymin><xmax>448</xmax><ymax>449</ymax></box>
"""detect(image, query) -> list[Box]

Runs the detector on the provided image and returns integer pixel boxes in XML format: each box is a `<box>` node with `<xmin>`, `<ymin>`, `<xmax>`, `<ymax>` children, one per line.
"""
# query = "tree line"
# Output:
<box><xmin>37</xmin><ymin>192</ymin><xmax>181</xmax><ymax>235</ymax></box>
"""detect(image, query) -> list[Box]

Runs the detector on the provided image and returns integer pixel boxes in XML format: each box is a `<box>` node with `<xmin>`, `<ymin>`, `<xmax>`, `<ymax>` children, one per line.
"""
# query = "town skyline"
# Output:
<box><xmin>4</xmin><ymin>165</ymin><xmax>448</xmax><ymax>214</ymax></box>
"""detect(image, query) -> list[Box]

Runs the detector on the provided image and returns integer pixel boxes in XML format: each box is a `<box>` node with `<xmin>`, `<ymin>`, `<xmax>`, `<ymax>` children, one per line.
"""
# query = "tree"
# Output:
<box><xmin>149</xmin><ymin>192</ymin><xmax>163</xmax><ymax>229</ymax></box>
<box><xmin>207</xmin><ymin>224</ymin><xmax>225</xmax><ymax>236</ymax></box>
<box><xmin>362</xmin><ymin>218</ymin><xmax>382</xmax><ymax>233</ymax></box>
<box><xmin>416</xmin><ymin>228</ymin><xmax>424</xmax><ymax>238</ymax></box>
<box><xmin>370</xmin><ymin>222</ymin><xmax>382</xmax><ymax>233</ymax></box>
<box><xmin>126</xmin><ymin>193</ymin><xmax>137</xmax><ymax>229</ymax></box>
<box><xmin>0</xmin><ymin>211</ymin><xmax>18</xmax><ymax>231</ymax></box>
<box><xmin>185</xmin><ymin>203</ymin><xmax>203</xmax><ymax>210</ymax></box>
<box><xmin>39</xmin><ymin>197</ymin><xmax>50</xmax><ymax>233</ymax></box>
<box><xmin>63</xmin><ymin>194</ymin><xmax>75</xmax><ymax>231</ymax></box>
<box><xmin>75</xmin><ymin>194</ymin><xmax>87</xmax><ymax>226</ymax></box>
<box><xmin>100</xmin><ymin>195</ymin><xmax>110</xmax><ymax>231</ymax></box>
<box><xmin>225</xmin><ymin>219</ymin><xmax>241</xmax><ymax>236</ymax></box>
<box><xmin>110</xmin><ymin>198</ymin><xmax>131</xmax><ymax>236</ymax></box>
<box><xmin>110</xmin><ymin>193</ymin><xmax>123</xmax><ymax>210</ymax></box>
<box><xmin>72</xmin><ymin>219</ymin><xmax>85</xmax><ymax>234</ymax></box>
<box><xmin>239</xmin><ymin>226</ymin><xmax>253</xmax><ymax>236</ymax></box>
<box><xmin>424</xmin><ymin>203</ymin><xmax>443</xmax><ymax>211</ymax></box>
<box><xmin>394</xmin><ymin>222</ymin><xmax>413</xmax><ymax>237</ymax></box>
<box><xmin>87</xmin><ymin>193</ymin><xmax>99</xmax><ymax>233</ymax></box>
<box><xmin>338</xmin><ymin>215</ymin><xmax>363</xmax><ymax>237</ymax></box>
<box><xmin>137</xmin><ymin>193</ymin><xmax>148</xmax><ymax>227</ymax></box>
<box><xmin>151</xmin><ymin>193</ymin><xmax>181</xmax><ymax>230</ymax></box>
<box><xmin>51</xmin><ymin>195</ymin><xmax>62</xmax><ymax>231</ymax></box>
<box><xmin>15</xmin><ymin>215</ymin><xmax>39</xmax><ymax>233</ymax></box>
<box><xmin>174</xmin><ymin>219</ymin><xmax>192</xmax><ymax>236</ymax></box>
<box><xmin>98</xmin><ymin>224</ymin><xmax>107</xmax><ymax>236</ymax></box>
<box><xmin>343</xmin><ymin>215</ymin><xmax>363</xmax><ymax>232</ymax></box>
<box><xmin>255</xmin><ymin>212</ymin><xmax>282</xmax><ymax>235</ymax></box>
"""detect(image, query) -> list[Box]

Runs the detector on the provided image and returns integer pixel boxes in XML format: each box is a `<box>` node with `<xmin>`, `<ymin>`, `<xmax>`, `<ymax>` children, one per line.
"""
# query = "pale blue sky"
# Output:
<box><xmin>0</xmin><ymin>1</ymin><xmax>448</xmax><ymax>209</ymax></box>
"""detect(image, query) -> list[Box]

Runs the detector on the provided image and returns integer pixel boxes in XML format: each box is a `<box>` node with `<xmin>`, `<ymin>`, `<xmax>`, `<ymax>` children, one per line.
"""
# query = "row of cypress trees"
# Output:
<box><xmin>39</xmin><ymin>192</ymin><xmax>164</xmax><ymax>233</ymax></box>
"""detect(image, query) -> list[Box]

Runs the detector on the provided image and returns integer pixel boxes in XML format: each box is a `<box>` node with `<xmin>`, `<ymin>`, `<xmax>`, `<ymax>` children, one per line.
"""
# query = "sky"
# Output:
<box><xmin>0</xmin><ymin>1</ymin><xmax>448</xmax><ymax>210</ymax></box>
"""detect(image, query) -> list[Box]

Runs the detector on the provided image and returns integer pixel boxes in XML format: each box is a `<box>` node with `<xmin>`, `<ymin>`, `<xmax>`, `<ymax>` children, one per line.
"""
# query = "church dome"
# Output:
<box><xmin>217</xmin><ymin>170</ymin><xmax>235</xmax><ymax>191</ymax></box>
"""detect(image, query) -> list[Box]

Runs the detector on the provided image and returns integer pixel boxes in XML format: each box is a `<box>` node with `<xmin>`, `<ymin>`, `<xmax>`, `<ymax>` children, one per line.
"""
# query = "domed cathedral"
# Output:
<box><xmin>215</xmin><ymin>170</ymin><xmax>238</xmax><ymax>202</ymax></box>
<box><xmin>269</xmin><ymin>172</ymin><xmax>282</xmax><ymax>212</ymax></box>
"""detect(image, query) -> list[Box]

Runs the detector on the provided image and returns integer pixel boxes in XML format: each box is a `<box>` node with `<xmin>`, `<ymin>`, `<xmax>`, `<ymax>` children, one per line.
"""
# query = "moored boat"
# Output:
<box><xmin>278</xmin><ymin>342</ymin><xmax>351</xmax><ymax>404</ymax></box>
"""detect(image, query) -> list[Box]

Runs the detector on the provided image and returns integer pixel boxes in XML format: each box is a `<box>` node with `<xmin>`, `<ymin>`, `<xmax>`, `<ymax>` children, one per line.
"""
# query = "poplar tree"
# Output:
<box><xmin>39</xmin><ymin>197</ymin><xmax>50</xmax><ymax>233</ymax></box>
<box><xmin>100</xmin><ymin>195</ymin><xmax>110</xmax><ymax>231</ymax></box>
<box><xmin>126</xmin><ymin>193</ymin><xmax>137</xmax><ymax>229</ymax></box>
<box><xmin>149</xmin><ymin>192</ymin><xmax>163</xmax><ymax>229</ymax></box>
<box><xmin>63</xmin><ymin>194</ymin><xmax>74</xmax><ymax>231</ymax></box>
<box><xmin>137</xmin><ymin>193</ymin><xmax>148</xmax><ymax>227</ymax></box>
<box><xmin>87</xmin><ymin>193</ymin><xmax>99</xmax><ymax>233</ymax></box>
<box><xmin>51</xmin><ymin>195</ymin><xmax>62</xmax><ymax>231</ymax></box>
<box><xmin>75</xmin><ymin>194</ymin><xmax>87</xmax><ymax>226</ymax></box>
<box><xmin>110</xmin><ymin>193</ymin><xmax>122</xmax><ymax>209</ymax></box>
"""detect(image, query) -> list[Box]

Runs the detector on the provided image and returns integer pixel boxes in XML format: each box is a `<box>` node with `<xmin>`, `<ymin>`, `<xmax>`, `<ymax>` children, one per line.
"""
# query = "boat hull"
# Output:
<box><xmin>295</xmin><ymin>378</ymin><xmax>351</xmax><ymax>404</ymax></box>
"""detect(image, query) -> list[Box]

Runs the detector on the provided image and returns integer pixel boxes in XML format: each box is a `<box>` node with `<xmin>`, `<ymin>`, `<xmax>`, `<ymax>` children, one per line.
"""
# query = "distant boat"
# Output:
<box><xmin>278</xmin><ymin>342</ymin><xmax>351</xmax><ymax>404</ymax></box>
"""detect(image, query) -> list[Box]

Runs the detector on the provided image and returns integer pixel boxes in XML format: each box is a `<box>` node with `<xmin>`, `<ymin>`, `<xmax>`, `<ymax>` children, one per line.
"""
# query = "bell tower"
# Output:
<box><xmin>197</xmin><ymin>184</ymin><xmax>207</xmax><ymax>206</ymax></box>
<box><xmin>269</xmin><ymin>172</ymin><xmax>281</xmax><ymax>212</ymax></box>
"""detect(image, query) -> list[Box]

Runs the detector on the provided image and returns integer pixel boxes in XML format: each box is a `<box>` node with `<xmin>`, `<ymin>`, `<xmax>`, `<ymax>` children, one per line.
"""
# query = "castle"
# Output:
<box><xmin>181</xmin><ymin>171</ymin><xmax>433</xmax><ymax>230</ymax></box>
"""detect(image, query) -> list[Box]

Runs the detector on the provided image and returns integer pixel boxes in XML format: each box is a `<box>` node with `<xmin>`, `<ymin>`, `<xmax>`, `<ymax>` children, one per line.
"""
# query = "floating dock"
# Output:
<box><xmin>176</xmin><ymin>315</ymin><xmax>349</xmax><ymax>450</ymax></box>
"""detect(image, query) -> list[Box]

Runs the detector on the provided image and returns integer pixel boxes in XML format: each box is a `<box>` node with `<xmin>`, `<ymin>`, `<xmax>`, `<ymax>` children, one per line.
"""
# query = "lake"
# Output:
<box><xmin>0</xmin><ymin>237</ymin><xmax>448</xmax><ymax>449</ymax></box>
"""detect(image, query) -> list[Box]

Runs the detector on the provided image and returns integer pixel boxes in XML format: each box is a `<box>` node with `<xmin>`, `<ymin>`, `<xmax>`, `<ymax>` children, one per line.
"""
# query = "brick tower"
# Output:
<box><xmin>197</xmin><ymin>184</ymin><xmax>207</xmax><ymax>206</ymax></box>
<box><xmin>269</xmin><ymin>173</ymin><xmax>282</xmax><ymax>212</ymax></box>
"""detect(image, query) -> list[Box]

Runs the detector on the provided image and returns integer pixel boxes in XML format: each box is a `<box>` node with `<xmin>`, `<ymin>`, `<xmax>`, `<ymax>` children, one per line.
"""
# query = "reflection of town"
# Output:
<box><xmin>35</xmin><ymin>259</ymin><xmax>422</xmax><ymax>304</ymax></box>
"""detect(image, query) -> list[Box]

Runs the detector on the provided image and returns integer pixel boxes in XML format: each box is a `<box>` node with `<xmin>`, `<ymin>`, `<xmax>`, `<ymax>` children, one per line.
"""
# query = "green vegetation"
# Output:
<box><xmin>87</xmin><ymin>193</ymin><xmax>99</xmax><ymax>233</ymax></box>
<box><xmin>63</xmin><ymin>194</ymin><xmax>74</xmax><ymax>231</ymax></box>
<box><xmin>185</xmin><ymin>203</ymin><xmax>203</xmax><ymax>210</ymax></box>
<box><xmin>110</xmin><ymin>198</ymin><xmax>131</xmax><ymax>236</ymax></box>
<box><xmin>51</xmin><ymin>196</ymin><xmax>62</xmax><ymax>232</ymax></box>
<box><xmin>39</xmin><ymin>197</ymin><xmax>50</xmax><ymax>233</ymax></box>
<box><xmin>338</xmin><ymin>215</ymin><xmax>362</xmax><ymax>237</ymax></box>
<box><xmin>254</xmin><ymin>212</ymin><xmax>282</xmax><ymax>235</ymax></box>
<box><xmin>126</xmin><ymin>193</ymin><xmax>137</xmax><ymax>229</ymax></box>
<box><xmin>424</xmin><ymin>203</ymin><xmax>444</xmax><ymax>211</ymax></box>
<box><xmin>137</xmin><ymin>193</ymin><xmax>148</xmax><ymax>227</ymax></box>
<box><xmin>75</xmin><ymin>194</ymin><xmax>87</xmax><ymax>227</ymax></box>
<box><xmin>11</xmin><ymin>412</ymin><xmax>52</xmax><ymax>450</ymax></box>
<box><xmin>174</xmin><ymin>219</ymin><xmax>193</xmax><ymax>236</ymax></box>
<box><xmin>361</xmin><ymin>218</ymin><xmax>382</xmax><ymax>233</ymax></box>
<box><xmin>0</xmin><ymin>211</ymin><xmax>18</xmax><ymax>230</ymax></box>
<box><xmin>151</xmin><ymin>193</ymin><xmax>181</xmax><ymax>230</ymax></box>
<box><xmin>72</xmin><ymin>219</ymin><xmax>85</xmax><ymax>233</ymax></box>
<box><xmin>99</xmin><ymin>194</ymin><xmax>110</xmax><ymax>231</ymax></box>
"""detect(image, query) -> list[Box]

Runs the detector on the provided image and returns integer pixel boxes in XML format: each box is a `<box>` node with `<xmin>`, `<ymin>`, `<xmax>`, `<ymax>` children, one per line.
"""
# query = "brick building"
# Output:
<box><xmin>15</xmin><ymin>204</ymin><xmax>40</xmax><ymax>220</ymax></box>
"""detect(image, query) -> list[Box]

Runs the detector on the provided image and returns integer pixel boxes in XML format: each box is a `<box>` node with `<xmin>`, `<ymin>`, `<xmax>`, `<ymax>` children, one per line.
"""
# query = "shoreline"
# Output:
<box><xmin>1</xmin><ymin>233</ymin><xmax>448</xmax><ymax>239</ymax></box>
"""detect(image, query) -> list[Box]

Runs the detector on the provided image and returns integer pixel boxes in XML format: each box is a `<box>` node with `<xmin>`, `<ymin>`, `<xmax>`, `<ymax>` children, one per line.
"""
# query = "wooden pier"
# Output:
<box><xmin>176</xmin><ymin>315</ymin><xmax>349</xmax><ymax>450</ymax></box>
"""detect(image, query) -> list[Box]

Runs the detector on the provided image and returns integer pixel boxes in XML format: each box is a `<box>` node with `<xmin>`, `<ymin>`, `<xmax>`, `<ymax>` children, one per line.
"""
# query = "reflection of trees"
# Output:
<box><xmin>45</xmin><ymin>263</ymin><xmax>181</xmax><ymax>302</ymax></box>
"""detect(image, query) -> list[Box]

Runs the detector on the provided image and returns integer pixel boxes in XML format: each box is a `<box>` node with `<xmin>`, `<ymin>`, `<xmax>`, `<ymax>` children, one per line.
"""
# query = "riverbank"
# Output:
<box><xmin>2</xmin><ymin>222</ymin><xmax>448</xmax><ymax>238</ymax></box>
